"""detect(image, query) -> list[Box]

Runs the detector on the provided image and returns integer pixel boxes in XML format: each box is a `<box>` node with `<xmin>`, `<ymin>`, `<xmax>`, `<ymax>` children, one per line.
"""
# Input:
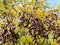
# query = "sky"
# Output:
<box><xmin>46</xmin><ymin>0</ymin><xmax>60</xmax><ymax>7</ymax></box>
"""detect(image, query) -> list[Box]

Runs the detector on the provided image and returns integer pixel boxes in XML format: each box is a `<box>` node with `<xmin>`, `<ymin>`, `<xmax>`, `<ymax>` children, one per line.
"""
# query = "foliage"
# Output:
<box><xmin>0</xmin><ymin>0</ymin><xmax>60</xmax><ymax>45</ymax></box>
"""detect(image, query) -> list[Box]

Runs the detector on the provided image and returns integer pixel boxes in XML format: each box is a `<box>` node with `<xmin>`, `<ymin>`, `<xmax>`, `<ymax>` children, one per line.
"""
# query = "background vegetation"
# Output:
<box><xmin>0</xmin><ymin>0</ymin><xmax>60</xmax><ymax>45</ymax></box>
